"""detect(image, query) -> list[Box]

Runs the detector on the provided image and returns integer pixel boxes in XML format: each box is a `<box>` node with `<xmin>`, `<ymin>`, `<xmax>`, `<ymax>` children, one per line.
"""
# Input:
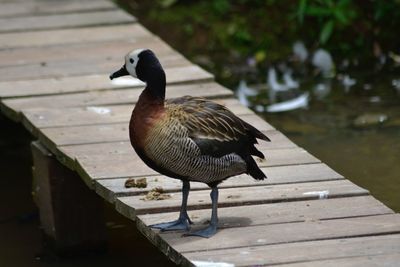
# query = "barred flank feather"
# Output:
<box><xmin>137</xmin><ymin>96</ymin><xmax>269</xmax><ymax>184</ymax></box>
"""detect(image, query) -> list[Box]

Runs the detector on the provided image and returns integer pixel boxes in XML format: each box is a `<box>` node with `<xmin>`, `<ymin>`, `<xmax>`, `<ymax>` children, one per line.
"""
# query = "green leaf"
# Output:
<box><xmin>297</xmin><ymin>0</ymin><xmax>307</xmax><ymax>24</ymax></box>
<box><xmin>320</xmin><ymin>20</ymin><xmax>334</xmax><ymax>44</ymax></box>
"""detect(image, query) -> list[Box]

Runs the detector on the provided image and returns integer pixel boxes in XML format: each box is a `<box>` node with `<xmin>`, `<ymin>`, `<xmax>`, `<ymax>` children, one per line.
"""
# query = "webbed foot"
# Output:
<box><xmin>184</xmin><ymin>224</ymin><xmax>217</xmax><ymax>238</ymax></box>
<box><xmin>150</xmin><ymin>217</ymin><xmax>191</xmax><ymax>231</ymax></box>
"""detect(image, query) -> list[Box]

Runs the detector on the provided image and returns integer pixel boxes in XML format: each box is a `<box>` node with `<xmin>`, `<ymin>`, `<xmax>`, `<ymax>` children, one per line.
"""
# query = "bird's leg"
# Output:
<box><xmin>150</xmin><ymin>180</ymin><xmax>192</xmax><ymax>231</ymax></box>
<box><xmin>185</xmin><ymin>186</ymin><xmax>218</xmax><ymax>238</ymax></box>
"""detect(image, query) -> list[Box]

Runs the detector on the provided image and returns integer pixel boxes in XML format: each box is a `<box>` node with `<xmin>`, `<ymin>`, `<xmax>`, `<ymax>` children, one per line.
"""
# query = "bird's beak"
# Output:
<box><xmin>109</xmin><ymin>65</ymin><xmax>129</xmax><ymax>80</ymax></box>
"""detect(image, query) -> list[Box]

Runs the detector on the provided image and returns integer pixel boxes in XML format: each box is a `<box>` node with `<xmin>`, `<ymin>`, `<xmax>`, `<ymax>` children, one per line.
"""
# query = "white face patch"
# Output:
<box><xmin>125</xmin><ymin>49</ymin><xmax>144</xmax><ymax>78</ymax></box>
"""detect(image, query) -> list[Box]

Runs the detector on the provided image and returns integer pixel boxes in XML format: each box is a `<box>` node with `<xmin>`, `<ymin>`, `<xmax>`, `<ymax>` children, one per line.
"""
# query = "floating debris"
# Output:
<box><xmin>283</xmin><ymin>71</ymin><xmax>299</xmax><ymax>89</ymax></box>
<box><xmin>236</xmin><ymin>80</ymin><xmax>258</xmax><ymax>107</ymax></box>
<box><xmin>313</xmin><ymin>82</ymin><xmax>331</xmax><ymax>100</ymax></box>
<box><xmin>124</xmin><ymin>177</ymin><xmax>148</xmax><ymax>188</ymax></box>
<box><xmin>339</xmin><ymin>74</ymin><xmax>357</xmax><ymax>92</ymax></box>
<box><xmin>292</xmin><ymin>41</ymin><xmax>308</xmax><ymax>62</ymax></box>
<box><xmin>267</xmin><ymin>67</ymin><xmax>291</xmax><ymax>103</ymax></box>
<box><xmin>353</xmin><ymin>113</ymin><xmax>388</xmax><ymax>128</ymax></box>
<box><xmin>312</xmin><ymin>49</ymin><xmax>335</xmax><ymax>78</ymax></box>
<box><xmin>392</xmin><ymin>79</ymin><xmax>400</xmax><ymax>92</ymax></box>
<box><xmin>141</xmin><ymin>187</ymin><xmax>171</xmax><ymax>201</ymax></box>
<box><xmin>266</xmin><ymin>92</ymin><xmax>309</xmax><ymax>113</ymax></box>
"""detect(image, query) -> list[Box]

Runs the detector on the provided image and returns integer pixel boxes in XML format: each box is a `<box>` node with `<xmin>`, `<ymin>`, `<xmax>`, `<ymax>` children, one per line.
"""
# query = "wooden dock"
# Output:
<box><xmin>1</xmin><ymin>0</ymin><xmax>399</xmax><ymax>266</ymax></box>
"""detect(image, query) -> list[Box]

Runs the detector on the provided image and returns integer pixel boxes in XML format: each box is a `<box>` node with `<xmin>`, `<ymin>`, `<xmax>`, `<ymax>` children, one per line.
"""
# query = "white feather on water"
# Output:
<box><xmin>266</xmin><ymin>92</ymin><xmax>309</xmax><ymax>113</ymax></box>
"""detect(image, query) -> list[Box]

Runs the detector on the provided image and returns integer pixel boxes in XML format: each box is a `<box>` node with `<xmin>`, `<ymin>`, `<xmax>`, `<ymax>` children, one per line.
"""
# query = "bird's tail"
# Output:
<box><xmin>245</xmin><ymin>155</ymin><xmax>267</xmax><ymax>180</ymax></box>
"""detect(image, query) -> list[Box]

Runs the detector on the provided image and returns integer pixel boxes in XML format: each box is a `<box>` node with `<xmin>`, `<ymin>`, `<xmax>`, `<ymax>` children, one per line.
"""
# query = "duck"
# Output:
<box><xmin>110</xmin><ymin>49</ymin><xmax>270</xmax><ymax>238</ymax></box>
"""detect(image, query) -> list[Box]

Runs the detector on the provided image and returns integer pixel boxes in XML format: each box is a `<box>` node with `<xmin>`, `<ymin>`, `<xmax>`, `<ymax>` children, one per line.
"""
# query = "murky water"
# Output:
<box><xmin>258</xmin><ymin>74</ymin><xmax>400</xmax><ymax>212</ymax></box>
<box><xmin>0</xmin><ymin>116</ymin><xmax>174</xmax><ymax>267</ymax></box>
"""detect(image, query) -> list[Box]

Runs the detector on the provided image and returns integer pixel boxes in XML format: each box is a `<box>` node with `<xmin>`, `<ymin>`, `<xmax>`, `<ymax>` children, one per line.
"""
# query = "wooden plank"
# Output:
<box><xmin>138</xmin><ymin>195</ymin><xmax>392</xmax><ymax>229</ymax></box>
<box><xmin>0</xmin><ymin>0</ymin><xmax>116</xmax><ymax>18</ymax></box>
<box><xmin>154</xmin><ymin>214</ymin><xmax>400</xmax><ymax>256</ymax></box>
<box><xmin>116</xmin><ymin>179</ymin><xmax>367</xmax><ymax>217</ymax></box>
<box><xmin>182</xmin><ymin>234</ymin><xmax>400</xmax><ymax>267</ymax></box>
<box><xmin>0</xmin><ymin>51</ymin><xmax>192</xmax><ymax>81</ymax></box>
<box><xmin>281</xmin><ymin>253</ymin><xmax>400</xmax><ymax>267</ymax></box>
<box><xmin>2</xmin><ymin>81</ymin><xmax>226</xmax><ymax>121</ymax></box>
<box><xmin>0</xmin><ymin>65</ymin><xmax>213</xmax><ymax>99</ymax></box>
<box><xmin>0</xmin><ymin>10</ymin><xmax>135</xmax><ymax>33</ymax></box>
<box><xmin>0</xmin><ymin>37</ymin><xmax>175</xmax><ymax>68</ymax></box>
<box><xmin>36</xmin><ymin>114</ymin><xmax>275</xmax><ymax>147</ymax></box>
<box><xmin>95</xmin><ymin>163</ymin><xmax>343</xmax><ymax>203</ymax></box>
<box><xmin>60</xmin><ymin>145</ymin><xmax>319</xmax><ymax>185</ymax></box>
<box><xmin>0</xmin><ymin>24</ymin><xmax>153</xmax><ymax>49</ymax></box>
<box><xmin>21</xmin><ymin>98</ymin><xmax>250</xmax><ymax>130</ymax></box>
<box><xmin>31</xmin><ymin>141</ymin><xmax>107</xmax><ymax>254</ymax></box>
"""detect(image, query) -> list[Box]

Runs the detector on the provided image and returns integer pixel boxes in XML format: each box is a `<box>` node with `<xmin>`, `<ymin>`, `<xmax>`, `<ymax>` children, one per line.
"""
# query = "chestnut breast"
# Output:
<box><xmin>129</xmin><ymin>90</ymin><xmax>165</xmax><ymax>149</ymax></box>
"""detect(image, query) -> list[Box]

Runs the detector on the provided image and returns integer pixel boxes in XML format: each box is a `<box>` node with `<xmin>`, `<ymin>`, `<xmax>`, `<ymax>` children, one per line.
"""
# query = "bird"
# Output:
<box><xmin>110</xmin><ymin>49</ymin><xmax>270</xmax><ymax>238</ymax></box>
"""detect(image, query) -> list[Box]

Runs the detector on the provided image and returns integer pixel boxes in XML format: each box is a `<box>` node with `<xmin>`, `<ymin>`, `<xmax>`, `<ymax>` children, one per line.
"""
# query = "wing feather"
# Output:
<box><xmin>166</xmin><ymin>96</ymin><xmax>269</xmax><ymax>157</ymax></box>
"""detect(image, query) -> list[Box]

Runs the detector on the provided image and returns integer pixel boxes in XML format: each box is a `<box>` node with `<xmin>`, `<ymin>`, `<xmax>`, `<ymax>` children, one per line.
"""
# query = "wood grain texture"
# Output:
<box><xmin>0</xmin><ymin>10</ymin><xmax>135</xmax><ymax>33</ymax></box>
<box><xmin>36</xmin><ymin>114</ymin><xmax>275</xmax><ymax>147</ymax></box>
<box><xmin>95</xmin><ymin>163</ymin><xmax>343</xmax><ymax>203</ymax></box>
<box><xmin>0</xmin><ymin>0</ymin><xmax>116</xmax><ymax>18</ymax></box>
<box><xmin>281</xmin><ymin>253</ymin><xmax>400</xmax><ymax>267</ymax></box>
<box><xmin>182</xmin><ymin>234</ymin><xmax>400</xmax><ymax>266</ymax></box>
<box><xmin>21</xmin><ymin>99</ymin><xmax>250</xmax><ymax>130</ymax></box>
<box><xmin>0</xmin><ymin>37</ymin><xmax>175</xmax><ymax>68</ymax></box>
<box><xmin>156</xmin><ymin>214</ymin><xmax>400</xmax><ymax>253</ymax></box>
<box><xmin>0</xmin><ymin>24</ymin><xmax>153</xmax><ymax>49</ymax></box>
<box><xmin>0</xmin><ymin>51</ymin><xmax>191</xmax><ymax>81</ymax></box>
<box><xmin>0</xmin><ymin>65</ymin><xmax>213</xmax><ymax>99</ymax></box>
<box><xmin>138</xmin><ymin>195</ymin><xmax>391</xmax><ymax>229</ymax></box>
<box><xmin>1</xmin><ymin>81</ymin><xmax>226</xmax><ymax>121</ymax></box>
<box><xmin>59</xmin><ymin>144</ymin><xmax>319</xmax><ymax>186</ymax></box>
<box><xmin>116</xmin><ymin>179</ymin><xmax>368</xmax><ymax>217</ymax></box>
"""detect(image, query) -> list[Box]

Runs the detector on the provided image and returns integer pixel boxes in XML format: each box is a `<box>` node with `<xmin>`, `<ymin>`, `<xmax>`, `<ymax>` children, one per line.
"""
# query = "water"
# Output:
<box><xmin>0</xmin><ymin>116</ymin><xmax>174</xmax><ymax>267</ymax></box>
<box><xmin>258</xmin><ymin>75</ymin><xmax>400</xmax><ymax>212</ymax></box>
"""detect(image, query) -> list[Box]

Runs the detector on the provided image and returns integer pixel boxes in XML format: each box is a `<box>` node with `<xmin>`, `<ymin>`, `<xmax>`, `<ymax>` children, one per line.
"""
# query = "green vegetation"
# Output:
<box><xmin>120</xmin><ymin>0</ymin><xmax>400</xmax><ymax>59</ymax></box>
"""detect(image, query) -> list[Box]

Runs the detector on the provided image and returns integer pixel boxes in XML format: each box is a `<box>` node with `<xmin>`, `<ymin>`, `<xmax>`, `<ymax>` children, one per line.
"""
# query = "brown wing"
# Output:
<box><xmin>166</xmin><ymin>96</ymin><xmax>269</xmax><ymax>158</ymax></box>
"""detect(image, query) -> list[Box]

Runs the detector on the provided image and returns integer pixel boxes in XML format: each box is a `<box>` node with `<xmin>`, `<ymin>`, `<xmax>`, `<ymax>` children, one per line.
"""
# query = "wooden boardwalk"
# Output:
<box><xmin>1</xmin><ymin>0</ymin><xmax>399</xmax><ymax>266</ymax></box>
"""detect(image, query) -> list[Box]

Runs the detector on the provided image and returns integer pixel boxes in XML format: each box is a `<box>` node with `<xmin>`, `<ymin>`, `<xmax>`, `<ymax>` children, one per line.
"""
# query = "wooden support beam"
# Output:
<box><xmin>31</xmin><ymin>141</ymin><xmax>107</xmax><ymax>256</ymax></box>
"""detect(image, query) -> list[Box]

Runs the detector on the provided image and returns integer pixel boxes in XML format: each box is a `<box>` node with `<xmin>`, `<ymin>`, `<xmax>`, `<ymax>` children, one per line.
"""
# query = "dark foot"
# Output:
<box><xmin>184</xmin><ymin>224</ymin><xmax>217</xmax><ymax>238</ymax></box>
<box><xmin>150</xmin><ymin>218</ymin><xmax>191</xmax><ymax>231</ymax></box>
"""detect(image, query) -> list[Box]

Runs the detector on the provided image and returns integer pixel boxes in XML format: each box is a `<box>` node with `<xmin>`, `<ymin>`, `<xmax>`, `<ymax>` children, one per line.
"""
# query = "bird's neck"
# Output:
<box><xmin>144</xmin><ymin>67</ymin><xmax>166</xmax><ymax>103</ymax></box>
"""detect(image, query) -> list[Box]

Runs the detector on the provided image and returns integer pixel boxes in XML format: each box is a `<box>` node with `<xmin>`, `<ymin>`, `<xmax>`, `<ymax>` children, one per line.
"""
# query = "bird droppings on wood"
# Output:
<box><xmin>124</xmin><ymin>177</ymin><xmax>147</xmax><ymax>188</ymax></box>
<box><xmin>140</xmin><ymin>187</ymin><xmax>171</xmax><ymax>201</ymax></box>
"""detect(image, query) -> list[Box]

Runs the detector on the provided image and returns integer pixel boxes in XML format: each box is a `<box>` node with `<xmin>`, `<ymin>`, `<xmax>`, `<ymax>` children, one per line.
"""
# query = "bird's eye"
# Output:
<box><xmin>129</xmin><ymin>58</ymin><xmax>134</xmax><ymax>64</ymax></box>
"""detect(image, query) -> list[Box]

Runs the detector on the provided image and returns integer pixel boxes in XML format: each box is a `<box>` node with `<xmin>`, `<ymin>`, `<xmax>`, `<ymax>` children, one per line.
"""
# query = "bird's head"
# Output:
<box><xmin>109</xmin><ymin>49</ymin><xmax>162</xmax><ymax>82</ymax></box>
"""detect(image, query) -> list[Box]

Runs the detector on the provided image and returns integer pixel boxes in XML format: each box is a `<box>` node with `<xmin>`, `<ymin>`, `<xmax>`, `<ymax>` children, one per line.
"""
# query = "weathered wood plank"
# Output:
<box><xmin>0</xmin><ymin>0</ymin><xmax>116</xmax><ymax>18</ymax></box>
<box><xmin>281</xmin><ymin>253</ymin><xmax>400</xmax><ymax>267</ymax></box>
<box><xmin>0</xmin><ymin>51</ymin><xmax>191</xmax><ymax>81</ymax></box>
<box><xmin>0</xmin><ymin>10</ymin><xmax>135</xmax><ymax>33</ymax></box>
<box><xmin>31</xmin><ymin>141</ymin><xmax>107</xmax><ymax>254</ymax></box>
<box><xmin>0</xmin><ymin>24</ymin><xmax>153</xmax><ymax>49</ymax></box>
<box><xmin>0</xmin><ymin>37</ymin><xmax>174</xmax><ymax>68</ymax></box>
<box><xmin>155</xmin><ymin>214</ymin><xmax>400</xmax><ymax>257</ymax></box>
<box><xmin>2</xmin><ymin>81</ymin><xmax>226</xmax><ymax>121</ymax></box>
<box><xmin>0</xmin><ymin>65</ymin><xmax>212</xmax><ymax>99</ymax></box>
<box><xmin>37</xmin><ymin>114</ymin><xmax>275</xmax><ymax>147</ymax></box>
<box><xmin>182</xmin><ymin>234</ymin><xmax>400</xmax><ymax>267</ymax></box>
<box><xmin>21</xmin><ymin>98</ymin><xmax>250</xmax><ymax>130</ymax></box>
<box><xmin>116</xmin><ymin>180</ymin><xmax>368</xmax><ymax>217</ymax></box>
<box><xmin>138</xmin><ymin>195</ymin><xmax>391</xmax><ymax>230</ymax></box>
<box><xmin>60</xmin><ymin>145</ymin><xmax>319</xmax><ymax>185</ymax></box>
<box><xmin>95</xmin><ymin>163</ymin><xmax>343</xmax><ymax>203</ymax></box>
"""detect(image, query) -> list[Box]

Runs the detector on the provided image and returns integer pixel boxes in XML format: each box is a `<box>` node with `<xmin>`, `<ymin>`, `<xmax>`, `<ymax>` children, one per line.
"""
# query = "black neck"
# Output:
<box><xmin>144</xmin><ymin>67</ymin><xmax>166</xmax><ymax>102</ymax></box>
